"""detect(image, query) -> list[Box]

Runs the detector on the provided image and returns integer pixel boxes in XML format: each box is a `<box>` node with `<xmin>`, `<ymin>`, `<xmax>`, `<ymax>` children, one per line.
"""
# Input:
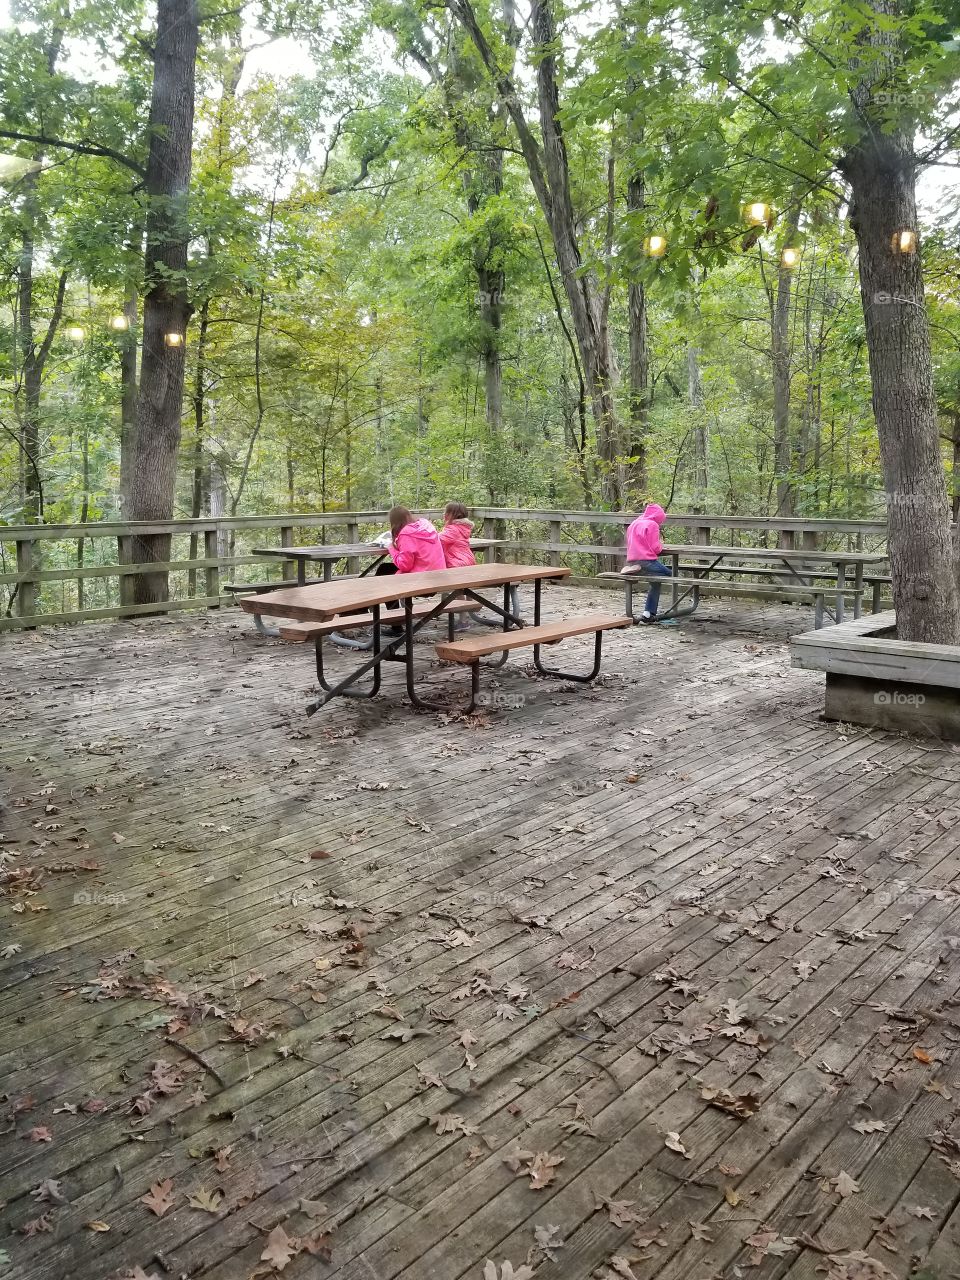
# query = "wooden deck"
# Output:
<box><xmin>1</xmin><ymin>585</ymin><xmax>959</xmax><ymax>1280</ymax></box>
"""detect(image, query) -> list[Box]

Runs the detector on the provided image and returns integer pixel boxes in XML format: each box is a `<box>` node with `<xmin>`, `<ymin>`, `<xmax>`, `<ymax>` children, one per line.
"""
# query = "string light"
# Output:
<box><xmin>780</xmin><ymin>246</ymin><xmax>801</xmax><ymax>269</ymax></box>
<box><xmin>892</xmin><ymin>229</ymin><xmax>917</xmax><ymax>254</ymax></box>
<box><xmin>164</xmin><ymin>332</ymin><xmax>184</xmax><ymax>347</ymax></box>
<box><xmin>644</xmin><ymin>234</ymin><xmax>668</xmax><ymax>258</ymax></box>
<box><xmin>745</xmin><ymin>202</ymin><xmax>770</xmax><ymax>226</ymax></box>
<box><xmin>65</xmin><ymin>326</ymin><xmax>85</xmax><ymax>342</ymax></box>
<box><xmin>109</xmin><ymin>315</ymin><xmax>129</xmax><ymax>331</ymax></box>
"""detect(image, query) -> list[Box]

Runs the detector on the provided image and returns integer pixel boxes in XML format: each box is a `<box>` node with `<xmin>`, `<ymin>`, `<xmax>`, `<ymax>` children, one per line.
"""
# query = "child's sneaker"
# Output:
<box><xmin>621</xmin><ymin>561</ymin><xmax>645</xmax><ymax>576</ymax></box>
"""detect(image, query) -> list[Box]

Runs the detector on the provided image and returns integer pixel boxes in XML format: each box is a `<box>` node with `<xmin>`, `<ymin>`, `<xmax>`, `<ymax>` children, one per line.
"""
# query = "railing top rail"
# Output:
<box><xmin>1</xmin><ymin>509</ymin><xmax>890</xmax><ymax>540</ymax></box>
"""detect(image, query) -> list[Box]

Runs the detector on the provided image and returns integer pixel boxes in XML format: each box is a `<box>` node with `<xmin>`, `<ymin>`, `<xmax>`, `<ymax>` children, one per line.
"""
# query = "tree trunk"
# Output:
<box><xmin>686</xmin><ymin>340</ymin><xmax>708</xmax><ymax>512</ymax></box>
<box><xmin>841</xmin><ymin>6</ymin><xmax>960</xmax><ymax>643</ymax></box>
<box><xmin>187</xmin><ymin>295</ymin><xmax>209</xmax><ymax>597</ymax></box>
<box><xmin>452</xmin><ymin>0</ymin><xmax>622</xmax><ymax>505</ymax></box>
<box><xmin>770</xmin><ymin>207</ymin><xmax>800</xmax><ymax>524</ymax></box>
<box><xmin>623</xmin><ymin>130</ymin><xmax>650</xmax><ymax>497</ymax></box>
<box><xmin>127</xmin><ymin>0</ymin><xmax>199</xmax><ymax>606</ymax></box>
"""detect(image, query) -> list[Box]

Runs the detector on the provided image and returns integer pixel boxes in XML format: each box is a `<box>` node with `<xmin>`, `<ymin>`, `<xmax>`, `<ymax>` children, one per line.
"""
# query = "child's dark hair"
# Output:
<box><xmin>389</xmin><ymin>505</ymin><xmax>414</xmax><ymax>540</ymax></box>
<box><xmin>444</xmin><ymin>501</ymin><xmax>469</xmax><ymax>522</ymax></box>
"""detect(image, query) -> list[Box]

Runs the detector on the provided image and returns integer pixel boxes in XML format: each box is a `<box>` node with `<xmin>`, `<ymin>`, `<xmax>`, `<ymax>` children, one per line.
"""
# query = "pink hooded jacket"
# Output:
<box><xmin>439</xmin><ymin>519</ymin><xmax>476</xmax><ymax>568</ymax></box>
<box><xmin>389</xmin><ymin>517</ymin><xmax>447</xmax><ymax>573</ymax></box>
<box><xmin>626</xmin><ymin>504</ymin><xmax>667</xmax><ymax>561</ymax></box>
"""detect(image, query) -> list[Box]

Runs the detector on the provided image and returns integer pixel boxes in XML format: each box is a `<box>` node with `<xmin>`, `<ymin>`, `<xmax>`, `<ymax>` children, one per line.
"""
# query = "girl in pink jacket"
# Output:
<box><xmin>388</xmin><ymin>506</ymin><xmax>447</xmax><ymax>573</ymax></box>
<box><xmin>622</xmin><ymin>503</ymin><xmax>670</xmax><ymax>622</ymax></box>
<box><xmin>439</xmin><ymin>502</ymin><xmax>476</xmax><ymax>568</ymax></box>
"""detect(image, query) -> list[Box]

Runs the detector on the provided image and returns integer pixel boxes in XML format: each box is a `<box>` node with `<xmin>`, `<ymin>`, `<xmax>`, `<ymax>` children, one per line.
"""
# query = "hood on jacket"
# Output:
<box><xmin>399</xmin><ymin>517</ymin><xmax>440</xmax><ymax>541</ymax></box>
<box><xmin>642</xmin><ymin>503</ymin><xmax>666</xmax><ymax>525</ymax></box>
<box><xmin>443</xmin><ymin>519</ymin><xmax>474</xmax><ymax>536</ymax></box>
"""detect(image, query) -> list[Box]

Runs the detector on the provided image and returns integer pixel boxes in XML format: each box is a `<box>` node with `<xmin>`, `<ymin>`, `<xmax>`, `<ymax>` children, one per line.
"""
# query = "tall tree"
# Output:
<box><xmin>127</xmin><ymin>0</ymin><xmax>200</xmax><ymax>605</ymax></box>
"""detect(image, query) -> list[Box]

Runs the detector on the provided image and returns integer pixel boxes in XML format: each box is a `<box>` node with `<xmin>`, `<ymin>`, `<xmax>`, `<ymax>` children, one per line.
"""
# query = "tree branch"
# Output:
<box><xmin>36</xmin><ymin>270</ymin><xmax>68</xmax><ymax>370</ymax></box>
<box><xmin>0</xmin><ymin>129</ymin><xmax>146</xmax><ymax>177</ymax></box>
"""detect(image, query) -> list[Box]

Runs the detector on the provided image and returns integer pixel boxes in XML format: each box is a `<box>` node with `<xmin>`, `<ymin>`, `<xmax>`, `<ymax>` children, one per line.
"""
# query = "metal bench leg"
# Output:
<box><xmin>254</xmin><ymin>613</ymin><xmax>280</xmax><ymax>638</ymax></box>
<box><xmin>533</xmin><ymin>629</ymin><xmax>604</xmax><ymax>682</ymax></box>
<box><xmin>306</xmin><ymin>613</ymin><xmax>385</xmax><ymax>714</ymax></box>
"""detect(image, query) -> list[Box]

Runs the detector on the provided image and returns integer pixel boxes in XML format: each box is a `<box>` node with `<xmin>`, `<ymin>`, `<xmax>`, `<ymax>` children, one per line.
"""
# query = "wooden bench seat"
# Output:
<box><xmin>435</xmin><ymin>613</ymin><xmax>630</xmax><ymax>662</ymax></box>
<box><xmin>279</xmin><ymin>598</ymin><xmax>481</xmax><ymax>642</ymax></box>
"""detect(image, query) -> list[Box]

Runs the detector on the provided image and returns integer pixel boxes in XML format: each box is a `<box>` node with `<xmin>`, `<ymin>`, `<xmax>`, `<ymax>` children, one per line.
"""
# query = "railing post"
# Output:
<box><xmin>695</xmin><ymin>524</ymin><xmax>711</xmax><ymax>547</ymax></box>
<box><xmin>280</xmin><ymin>524</ymin><xmax>294</xmax><ymax>582</ymax></box>
<box><xmin>16</xmin><ymin>536</ymin><xmax>39</xmax><ymax>627</ymax></box>
<box><xmin>346</xmin><ymin>519</ymin><xmax>360</xmax><ymax>575</ymax></box>
<box><xmin>204</xmin><ymin>528</ymin><xmax>220</xmax><ymax>606</ymax></box>
<box><xmin>548</xmin><ymin>520</ymin><xmax>561</xmax><ymax>568</ymax></box>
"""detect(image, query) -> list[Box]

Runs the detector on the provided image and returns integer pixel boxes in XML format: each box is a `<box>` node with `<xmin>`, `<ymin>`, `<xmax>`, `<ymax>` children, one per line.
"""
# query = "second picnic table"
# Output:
<box><xmin>252</xmin><ymin>537</ymin><xmax>504</xmax><ymax>585</ymax></box>
<box><xmin>636</xmin><ymin>544</ymin><xmax>888</xmax><ymax>625</ymax></box>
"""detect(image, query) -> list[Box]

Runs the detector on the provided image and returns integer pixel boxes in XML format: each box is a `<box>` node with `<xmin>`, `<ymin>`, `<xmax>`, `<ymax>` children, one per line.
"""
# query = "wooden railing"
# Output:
<box><xmin>0</xmin><ymin>509</ymin><xmax>889</xmax><ymax>631</ymax></box>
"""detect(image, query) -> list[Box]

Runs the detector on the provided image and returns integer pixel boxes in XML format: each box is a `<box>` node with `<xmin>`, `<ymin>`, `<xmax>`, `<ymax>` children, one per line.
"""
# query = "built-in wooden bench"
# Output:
<box><xmin>278</xmin><ymin>598</ymin><xmax>481</xmax><ymax>642</ymax></box>
<box><xmin>434</xmin><ymin>612</ymin><xmax>631</xmax><ymax>704</ymax></box>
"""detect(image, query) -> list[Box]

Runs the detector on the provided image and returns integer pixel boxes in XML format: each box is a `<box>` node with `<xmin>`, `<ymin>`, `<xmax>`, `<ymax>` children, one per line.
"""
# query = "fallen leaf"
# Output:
<box><xmin>85</xmin><ymin>1220</ymin><xmax>111</xmax><ymax>1232</ymax></box>
<box><xmin>483</xmin><ymin>1262</ymin><xmax>535</xmax><ymax>1280</ymax></box>
<box><xmin>689</xmin><ymin>1221</ymin><xmax>713</xmax><ymax>1242</ymax></box>
<box><xmin>724</xmin><ymin>1187</ymin><xmax>742</xmax><ymax>1206</ymax></box>
<box><xmin>664</xmin><ymin>1131</ymin><xmax>691</xmax><ymax>1158</ymax></box>
<box><xmin>214</xmin><ymin>1146</ymin><xmax>232</xmax><ymax>1172</ymax></box>
<box><xmin>261</xmin><ymin>1224</ymin><xmax>299</xmax><ymax>1270</ymax></box>
<box><xmin>298</xmin><ymin>1198</ymin><xmax>328</xmax><ymax>1219</ymax></box>
<box><xmin>416</xmin><ymin>1065</ymin><xmax>445</xmax><ymax>1089</ymax></box>
<box><xmin>187</xmin><ymin>1187</ymin><xmax>223</xmax><ymax>1213</ymax></box>
<box><xmin>140</xmin><ymin>1178</ymin><xmax>175</xmax><ymax>1217</ymax></box>
<box><xmin>824</xmin><ymin>1250</ymin><xmax>898</xmax><ymax>1280</ymax></box>
<box><xmin>826</xmin><ymin>1171</ymin><xmax>860</xmax><ymax>1198</ymax></box>
<box><xmin>31</xmin><ymin>1179</ymin><xmax>66</xmax><ymax>1204</ymax></box>
<box><xmin>112</xmin><ymin>832</ymin><xmax>125</xmax><ymax>843</ymax></box>
<box><xmin>851</xmin><ymin>1119</ymin><xmax>887</xmax><ymax>1134</ymax></box>
<box><xmin>309</xmin><ymin>850</ymin><xmax>331</xmax><ymax>859</ymax></box>
<box><xmin>429</xmin><ymin>1113</ymin><xmax>478</xmax><ymax>1136</ymax></box>
<box><xmin>534</xmin><ymin>1223</ymin><xmax>564</xmax><ymax>1260</ymax></box>
<box><xmin>700</xmin><ymin>1085</ymin><xmax>761</xmax><ymax>1119</ymax></box>
<box><xmin>909</xmin><ymin>1205</ymin><xmax>935</xmax><ymax>1220</ymax></box>
<box><xmin>23</xmin><ymin>1126</ymin><xmax>52</xmax><ymax>1143</ymax></box>
<box><xmin>609</xmin><ymin>1258</ymin><xmax>638</xmax><ymax>1280</ymax></box>
<box><xmin>596</xmin><ymin>1195</ymin><xmax>640</xmax><ymax>1228</ymax></box>
<box><xmin>913</xmin><ymin>1046</ymin><xmax>933</xmax><ymax>1064</ymax></box>
<box><xmin>721</xmin><ymin>997</ymin><xmax>748</xmax><ymax>1024</ymax></box>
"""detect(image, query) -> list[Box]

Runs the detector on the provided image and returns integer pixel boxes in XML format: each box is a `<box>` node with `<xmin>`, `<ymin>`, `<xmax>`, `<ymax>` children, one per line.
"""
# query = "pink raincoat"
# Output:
<box><xmin>389</xmin><ymin>517</ymin><xmax>447</xmax><ymax>573</ymax></box>
<box><xmin>439</xmin><ymin>519</ymin><xmax>476</xmax><ymax>568</ymax></box>
<box><xmin>625</xmin><ymin>504</ymin><xmax>667</xmax><ymax>561</ymax></box>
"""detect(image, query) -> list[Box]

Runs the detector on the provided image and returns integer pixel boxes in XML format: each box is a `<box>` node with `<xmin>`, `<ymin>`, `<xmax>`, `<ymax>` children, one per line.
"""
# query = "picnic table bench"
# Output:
<box><xmin>601</xmin><ymin>545</ymin><xmax>887</xmax><ymax>627</ymax></box>
<box><xmin>240</xmin><ymin>564</ymin><xmax>629</xmax><ymax>714</ymax></box>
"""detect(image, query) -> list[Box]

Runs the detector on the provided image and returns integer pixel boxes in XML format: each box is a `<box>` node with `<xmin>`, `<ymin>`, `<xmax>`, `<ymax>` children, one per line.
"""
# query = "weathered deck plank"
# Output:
<box><xmin>2</xmin><ymin>591</ymin><xmax>959</xmax><ymax>1280</ymax></box>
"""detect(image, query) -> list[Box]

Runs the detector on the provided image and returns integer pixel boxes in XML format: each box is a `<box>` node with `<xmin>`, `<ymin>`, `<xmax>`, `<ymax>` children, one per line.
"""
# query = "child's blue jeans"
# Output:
<box><xmin>636</xmin><ymin>558</ymin><xmax>672</xmax><ymax>615</ymax></box>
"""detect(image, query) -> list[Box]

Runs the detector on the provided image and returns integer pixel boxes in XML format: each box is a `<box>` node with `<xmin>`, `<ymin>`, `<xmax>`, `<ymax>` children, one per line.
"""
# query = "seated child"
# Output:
<box><xmin>388</xmin><ymin>506</ymin><xmax>447</xmax><ymax>573</ymax></box>
<box><xmin>622</xmin><ymin>502</ymin><xmax>670</xmax><ymax>623</ymax></box>
<box><xmin>439</xmin><ymin>502</ymin><xmax>476</xmax><ymax>568</ymax></box>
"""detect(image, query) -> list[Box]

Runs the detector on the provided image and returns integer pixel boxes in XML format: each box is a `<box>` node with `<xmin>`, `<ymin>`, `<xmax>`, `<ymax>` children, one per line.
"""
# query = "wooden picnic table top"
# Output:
<box><xmin>662</xmin><ymin>544</ymin><xmax>887</xmax><ymax>564</ymax></box>
<box><xmin>253</xmin><ymin>538</ymin><xmax>503</xmax><ymax>561</ymax></box>
<box><xmin>240</xmin><ymin>562</ymin><xmax>569</xmax><ymax>621</ymax></box>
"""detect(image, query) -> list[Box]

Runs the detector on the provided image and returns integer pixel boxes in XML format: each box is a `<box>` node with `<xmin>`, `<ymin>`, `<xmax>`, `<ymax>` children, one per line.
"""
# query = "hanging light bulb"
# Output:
<box><xmin>65</xmin><ymin>325</ymin><xmax>85</xmax><ymax>343</ymax></box>
<box><xmin>745</xmin><ymin>201</ymin><xmax>770</xmax><ymax>226</ymax></box>
<box><xmin>164</xmin><ymin>332</ymin><xmax>184</xmax><ymax>347</ymax></box>
<box><xmin>780</xmin><ymin>246</ymin><xmax>801</xmax><ymax>269</ymax></box>
<box><xmin>644</xmin><ymin>234</ymin><xmax>667</xmax><ymax>258</ymax></box>
<box><xmin>109</xmin><ymin>314</ymin><xmax>129</xmax><ymax>331</ymax></box>
<box><xmin>892</xmin><ymin>229</ymin><xmax>917</xmax><ymax>254</ymax></box>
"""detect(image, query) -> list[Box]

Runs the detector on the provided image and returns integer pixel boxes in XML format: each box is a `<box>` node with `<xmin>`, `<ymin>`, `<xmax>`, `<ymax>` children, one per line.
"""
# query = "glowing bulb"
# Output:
<box><xmin>781</xmin><ymin>246</ymin><xmax>800</xmax><ymax>269</ymax></box>
<box><xmin>893</xmin><ymin>229</ymin><xmax>917</xmax><ymax>254</ymax></box>
<box><xmin>65</xmin><ymin>326</ymin><xmax>85</xmax><ymax>343</ymax></box>
<box><xmin>164</xmin><ymin>332</ymin><xmax>184</xmax><ymax>347</ymax></box>
<box><xmin>110</xmin><ymin>314</ymin><xmax>129</xmax><ymax>331</ymax></box>
<box><xmin>644</xmin><ymin>234</ymin><xmax>667</xmax><ymax>258</ymax></box>
<box><xmin>745</xmin><ymin>202</ymin><xmax>770</xmax><ymax>226</ymax></box>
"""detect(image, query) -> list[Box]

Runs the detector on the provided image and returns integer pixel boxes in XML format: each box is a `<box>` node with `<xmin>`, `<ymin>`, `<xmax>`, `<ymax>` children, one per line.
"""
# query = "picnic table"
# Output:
<box><xmin>252</xmin><ymin>537</ymin><xmax>504</xmax><ymax>585</ymax></box>
<box><xmin>615</xmin><ymin>544</ymin><xmax>887</xmax><ymax>625</ymax></box>
<box><xmin>240</xmin><ymin>563</ymin><xmax>629</xmax><ymax>714</ymax></box>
